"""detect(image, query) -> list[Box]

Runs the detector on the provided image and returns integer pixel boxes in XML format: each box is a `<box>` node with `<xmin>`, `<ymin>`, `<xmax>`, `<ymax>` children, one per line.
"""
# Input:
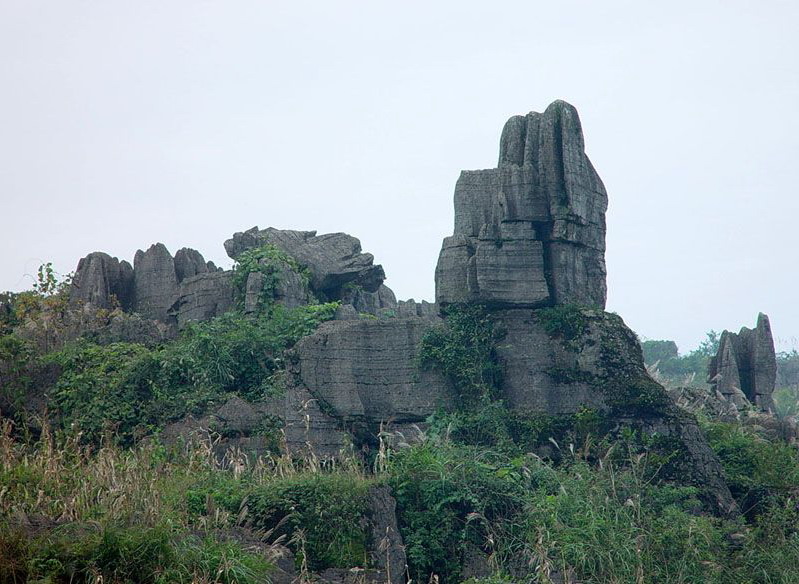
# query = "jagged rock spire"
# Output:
<box><xmin>435</xmin><ymin>100</ymin><xmax>608</xmax><ymax>308</ymax></box>
<box><xmin>708</xmin><ymin>313</ymin><xmax>777</xmax><ymax>412</ymax></box>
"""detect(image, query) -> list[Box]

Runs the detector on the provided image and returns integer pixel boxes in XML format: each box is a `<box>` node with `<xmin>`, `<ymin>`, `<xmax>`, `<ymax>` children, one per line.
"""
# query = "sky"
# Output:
<box><xmin>1</xmin><ymin>0</ymin><xmax>797</xmax><ymax>353</ymax></box>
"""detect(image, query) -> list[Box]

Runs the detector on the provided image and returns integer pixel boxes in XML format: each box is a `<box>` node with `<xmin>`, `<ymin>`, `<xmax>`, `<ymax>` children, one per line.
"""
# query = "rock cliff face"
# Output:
<box><xmin>708</xmin><ymin>313</ymin><xmax>777</xmax><ymax>412</ymax></box>
<box><xmin>435</xmin><ymin>101</ymin><xmax>607</xmax><ymax>309</ymax></box>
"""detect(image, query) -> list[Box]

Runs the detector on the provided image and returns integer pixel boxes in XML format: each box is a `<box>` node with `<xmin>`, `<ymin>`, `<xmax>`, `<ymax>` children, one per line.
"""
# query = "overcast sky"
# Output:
<box><xmin>1</xmin><ymin>1</ymin><xmax>797</xmax><ymax>353</ymax></box>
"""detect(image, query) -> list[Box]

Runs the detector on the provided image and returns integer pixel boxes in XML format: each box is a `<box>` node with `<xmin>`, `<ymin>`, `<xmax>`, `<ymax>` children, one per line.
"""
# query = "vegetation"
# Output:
<box><xmin>232</xmin><ymin>244</ymin><xmax>311</xmax><ymax>311</ymax></box>
<box><xmin>3</xmin><ymin>267</ymin><xmax>799</xmax><ymax>582</ymax></box>
<box><xmin>43</xmin><ymin>302</ymin><xmax>338</xmax><ymax>445</ymax></box>
<box><xmin>641</xmin><ymin>331</ymin><xmax>721</xmax><ymax>387</ymax></box>
<box><xmin>419</xmin><ymin>304</ymin><xmax>504</xmax><ymax>407</ymax></box>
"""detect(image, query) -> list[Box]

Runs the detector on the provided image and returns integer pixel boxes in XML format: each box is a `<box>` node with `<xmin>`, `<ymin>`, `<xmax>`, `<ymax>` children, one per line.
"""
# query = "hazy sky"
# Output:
<box><xmin>1</xmin><ymin>1</ymin><xmax>797</xmax><ymax>353</ymax></box>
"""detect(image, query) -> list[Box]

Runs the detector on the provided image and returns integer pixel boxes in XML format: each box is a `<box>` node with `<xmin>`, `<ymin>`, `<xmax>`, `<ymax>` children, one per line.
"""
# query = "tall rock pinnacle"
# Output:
<box><xmin>435</xmin><ymin>100</ymin><xmax>608</xmax><ymax>308</ymax></box>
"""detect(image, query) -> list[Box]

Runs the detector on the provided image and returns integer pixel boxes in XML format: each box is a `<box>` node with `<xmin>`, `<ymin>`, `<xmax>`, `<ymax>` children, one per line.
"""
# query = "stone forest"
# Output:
<box><xmin>2</xmin><ymin>102</ymin><xmax>798</xmax><ymax>583</ymax></box>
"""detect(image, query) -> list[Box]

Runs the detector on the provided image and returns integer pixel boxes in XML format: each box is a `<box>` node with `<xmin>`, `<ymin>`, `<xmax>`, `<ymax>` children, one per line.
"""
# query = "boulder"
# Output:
<box><xmin>708</xmin><ymin>313</ymin><xmax>777</xmax><ymax>412</ymax></box>
<box><xmin>341</xmin><ymin>283</ymin><xmax>398</xmax><ymax>316</ymax></box>
<box><xmin>225</xmin><ymin>227</ymin><xmax>386</xmax><ymax>298</ymax></box>
<box><xmin>435</xmin><ymin>100</ymin><xmax>607</xmax><ymax>308</ymax></box>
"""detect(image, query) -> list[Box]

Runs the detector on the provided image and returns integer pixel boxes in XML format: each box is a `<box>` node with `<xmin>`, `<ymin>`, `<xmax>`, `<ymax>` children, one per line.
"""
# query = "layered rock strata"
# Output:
<box><xmin>435</xmin><ymin>100</ymin><xmax>607</xmax><ymax>309</ymax></box>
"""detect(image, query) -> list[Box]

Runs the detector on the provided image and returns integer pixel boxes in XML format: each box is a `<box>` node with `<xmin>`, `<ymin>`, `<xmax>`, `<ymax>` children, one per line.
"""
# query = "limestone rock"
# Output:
<box><xmin>94</xmin><ymin>310</ymin><xmax>172</xmax><ymax>346</ymax></box>
<box><xmin>341</xmin><ymin>283</ymin><xmax>398</xmax><ymax>316</ymax></box>
<box><xmin>708</xmin><ymin>313</ymin><xmax>777</xmax><ymax>412</ymax></box>
<box><xmin>133</xmin><ymin>243</ymin><xmax>179</xmax><ymax>322</ymax></box>
<box><xmin>243</xmin><ymin>261</ymin><xmax>313</xmax><ymax>315</ymax></box>
<box><xmin>69</xmin><ymin>252</ymin><xmax>134</xmax><ymax>310</ymax></box>
<box><xmin>395</xmin><ymin>299</ymin><xmax>438</xmax><ymax>318</ymax></box>
<box><xmin>168</xmin><ymin>271</ymin><xmax>235</xmax><ymax>329</ymax></box>
<box><xmin>284</xmin><ymin>318</ymin><xmax>452</xmax><ymax>455</ymax></box>
<box><xmin>365</xmin><ymin>486</ymin><xmax>407</xmax><ymax>584</ymax></box>
<box><xmin>173</xmin><ymin>247</ymin><xmax>209</xmax><ymax>282</ymax></box>
<box><xmin>225</xmin><ymin>227</ymin><xmax>386</xmax><ymax>297</ymax></box>
<box><xmin>435</xmin><ymin>101</ymin><xmax>607</xmax><ymax>308</ymax></box>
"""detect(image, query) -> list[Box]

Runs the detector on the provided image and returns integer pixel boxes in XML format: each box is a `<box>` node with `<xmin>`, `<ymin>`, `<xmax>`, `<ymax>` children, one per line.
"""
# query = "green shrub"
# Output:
<box><xmin>702</xmin><ymin>421</ymin><xmax>799</xmax><ymax>517</ymax></box>
<box><xmin>232</xmin><ymin>243</ymin><xmax>311</xmax><ymax>311</ymax></box>
<box><xmin>535</xmin><ymin>304</ymin><xmax>589</xmax><ymax>346</ymax></box>
<box><xmin>11</xmin><ymin>523</ymin><xmax>273</xmax><ymax>584</ymax></box>
<box><xmin>248</xmin><ymin>473</ymin><xmax>372</xmax><ymax>572</ymax></box>
<box><xmin>47</xmin><ymin>302</ymin><xmax>339</xmax><ymax>444</ymax></box>
<box><xmin>419</xmin><ymin>304</ymin><xmax>504</xmax><ymax>407</ymax></box>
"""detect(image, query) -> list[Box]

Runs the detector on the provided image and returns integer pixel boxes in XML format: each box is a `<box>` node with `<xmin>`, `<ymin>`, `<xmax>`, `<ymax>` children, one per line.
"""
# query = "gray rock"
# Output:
<box><xmin>284</xmin><ymin>318</ymin><xmax>452</xmax><ymax>455</ymax></box>
<box><xmin>396</xmin><ymin>299</ymin><xmax>438</xmax><ymax>319</ymax></box>
<box><xmin>95</xmin><ymin>310</ymin><xmax>172</xmax><ymax>346</ymax></box>
<box><xmin>133</xmin><ymin>243</ymin><xmax>179</xmax><ymax>322</ymax></box>
<box><xmin>708</xmin><ymin>313</ymin><xmax>777</xmax><ymax>412</ymax></box>
<box><xmin>342</xmin><ymin>283</ymin><xmax>398</xmax><ymax>316</ymax></box>
<box><xmin>435</xmin><ymin>101</ymin><xmax>607</xmax><ymax>308</ymax></box>
<box><xmin>365</xmin><ymin>486</ymin><xmax>406</xmax><ymax>584</ymax></box>
<box><xmin>173</xmin><ymin>247</ymin><xmax>209</xmax><ymax>282</ymax></box>
<box><xmin>225</xmin><ymin>227</ymin><xmax>385</xmax><ymax>297</ymax></box>
<box><xmin>243</xmin><ymin>261</ymin><xmax>313</xmax><ymax>314</ymax></box>
<box><xmin>69</xmin><ymin>252</ymin><xmax>134</xmax><ymax>310</ymax></box>
<box><xmin>168</xmin><ymin>271</ymin><xmax>235</xmax><ymax>329</ymax></box>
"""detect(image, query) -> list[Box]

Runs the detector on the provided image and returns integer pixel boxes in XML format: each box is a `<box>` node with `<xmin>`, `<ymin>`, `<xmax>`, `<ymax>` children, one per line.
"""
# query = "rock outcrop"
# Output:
<box><xmin>70</xmin><ymin>244</ymin><xmax>233</xmax><ymax>330</ymax></box>
<box><xmin>168</xmin><ymin>271</ymin><xmax>235</xmax><ymax>329</ymax></box>
<box><xmin>69</xmin><ymin>252</ymin><xmax>134</xmax><ymax>310</ymax></box>
<box><xmin>435</xmin><ymin>100</ymin><xmax>607</xmax><ymax>309</ymax></box>
<box><xmin>708</xmin><ymin>313</ymin><xmax>777</xmax><ymax>412</ymax></box>
<box><xmin>285</xmin><ymin>317</ymin><xmax>451</xmax><ymax>456</ymax></box>
<box><xmin>225</xmin><ymin>227</ymin><xmax>386</xmax><ymax>298</ymax></box>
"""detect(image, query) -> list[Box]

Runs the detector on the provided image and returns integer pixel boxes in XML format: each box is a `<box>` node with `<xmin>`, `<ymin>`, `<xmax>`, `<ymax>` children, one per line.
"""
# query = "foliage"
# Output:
<box><xmin>419</xmin><ymin>304</ymin><xmax>504</xmax><ymax>407</ymax></box>
<box><xmin>232</xmin><ymin>244</ymin><xmax>311</xmax><ymax>311</ymax></box>
<box><xmin>774</xmin><ymin>350</ymin><xmax>799</xmax><ymax>417</ymax></box>
<box><xmin>0</xmin><ymin>334</ymin><xmax>33</xmax><ymax>408</ymax></box>
<box><xmin>47</xmin><ymin>302</ymin><xmax>339</xmax><ymax>444</ymax></box>
<box><xmin>702</xmin><ymin>420</ymin><xmax>799</xmax><ymax>518</ymax></box>
<box><xmin>49</xmin><ymin>341</ymin><xmax>157</xmax><ymax>443</ymax></box>
<box><xmin>641</xmin><ymin>331</ymin><xmax>721</xmax><ymax>387</ymax></box>
<box><xmin>535</xmin><ymin>304</ymin><xmax>589</xmax><ymax>346</ymax></box>
<box><xmin>249</xmin><ymin>473</ymin><xmax>372</xmax><ymax>571</ymax></box>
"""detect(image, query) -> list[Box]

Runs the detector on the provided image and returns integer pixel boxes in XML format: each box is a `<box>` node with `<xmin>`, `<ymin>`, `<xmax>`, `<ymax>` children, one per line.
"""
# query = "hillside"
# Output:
<box><xmin>2</xmin><ymin>102</ymin><xmax>798</xmax><ymax>584</ymax></box>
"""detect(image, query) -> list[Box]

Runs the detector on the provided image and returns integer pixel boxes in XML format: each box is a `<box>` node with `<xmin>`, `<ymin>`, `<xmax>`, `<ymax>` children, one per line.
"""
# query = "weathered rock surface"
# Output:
<box><xmin>133</xmin><ymin>243</ymin><xmax>179</xmax><ymax>322</ymax></box>
<box><xmin>70</xmin><ymin>244</ymin><xmax>219</xmax><ymax>327</ymax></box>
<box><xmin>173</xmin><ymin>247</ymin><xmax>209</xmax><ymax>282</ymax></box>
<box><xmin>169</xmin><ymin>271</ymin><xmax>235</xmax><ymax>329</ymax></box>
<box><xmin>341</xmin><ymin>283</ymin><xmax>398</xmax><ymax>316</ymax></box>
<box><xmin>435</xmin><ymin>100</ymin><xmax>607</xmax><ymax>308</ymax></box>
<box><xmin>284</xmin><ymin>317</ymin><xmax>452</xmax><ymax>455</ymax></box>
<box><xmin>69</xmin><ymin>252</ymin><xmax>134</xmax><ymax>310</ymax></box>
<box><xmin>225</xmin><ymin>227</ymin><xmax>385</xmax><ymax>297</ymax></box>
<box><xmin>243</xmin><ymin>262</ymin><xmax>312</xmax><ymax>315</ymax></box>
<box><xmin>708</xmin><ymin>313</ymin><xmax>777</xmax><ymax>412</ymax></box>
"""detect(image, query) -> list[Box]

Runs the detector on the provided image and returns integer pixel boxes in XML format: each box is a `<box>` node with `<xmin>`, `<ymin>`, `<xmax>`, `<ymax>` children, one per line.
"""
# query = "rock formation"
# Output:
<box><xmin>69</xmin><ymin>252</ymin><xmax>134</xmax><ymax>310</ymax></box>
<box><xmin>435</xmin><ymin>100</ymin><xmax>607</xmax><ymax>309</ymax></box>
<box><xmin>56</xmin><ymin>100</ymin><xmax>739</xmax><ymax>515</ymax></box>
<box><xmin>225</xmin><ymin>227</ymin><xmax>386</xmax><ymax>299</ymax></box>
<box><xmin>69</xmin><ymin>244</ymin><xmax>233</xmax><ymax>331</ymax></box>
<box><xmin>708</xmin><ymin>313</ymin><xmax>777</xmax><ymax>412</ymax></box>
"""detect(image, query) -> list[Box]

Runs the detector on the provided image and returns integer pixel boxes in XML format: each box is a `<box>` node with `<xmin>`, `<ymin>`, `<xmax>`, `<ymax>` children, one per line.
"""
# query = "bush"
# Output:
<box><xmin>248</xmin><ymin>473</ymin><xmax>372</xmax><ymax>571</ymax></box>
<box><xmin>419</xmin><ymin>304</ymin><xmax>504</xmax><ymax>407</ymax></box>
<box><xmin>47</xmin><ymin>302</ymin><xmax>339</xmax><ymax>444</ymax></box>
